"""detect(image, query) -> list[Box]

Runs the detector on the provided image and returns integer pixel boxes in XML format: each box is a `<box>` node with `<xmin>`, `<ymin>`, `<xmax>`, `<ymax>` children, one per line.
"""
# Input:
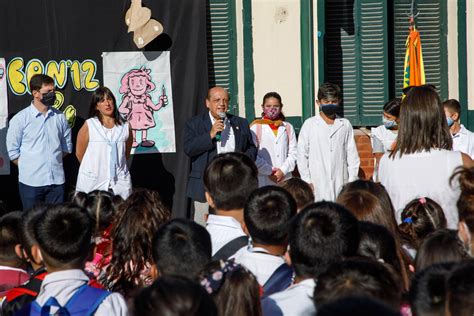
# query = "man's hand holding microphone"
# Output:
<box><xmin>210</xmin><ymin>111</ymin><xmax>227</xmax><ymax>141</ymax></box>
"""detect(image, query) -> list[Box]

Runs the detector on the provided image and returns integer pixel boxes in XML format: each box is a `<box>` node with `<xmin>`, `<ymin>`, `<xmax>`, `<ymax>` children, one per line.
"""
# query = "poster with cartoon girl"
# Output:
<box><xmin>103</xmin><ymin>51</ymin><xmax>176</xmax><ymax>154</ymax></box>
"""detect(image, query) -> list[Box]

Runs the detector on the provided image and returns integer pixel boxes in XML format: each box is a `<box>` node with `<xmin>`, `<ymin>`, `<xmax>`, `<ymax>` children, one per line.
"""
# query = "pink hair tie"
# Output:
<box><xmin>419</xmin><ymin>197</ymin><xmax>427</xmax><ymax>205</ymax></box>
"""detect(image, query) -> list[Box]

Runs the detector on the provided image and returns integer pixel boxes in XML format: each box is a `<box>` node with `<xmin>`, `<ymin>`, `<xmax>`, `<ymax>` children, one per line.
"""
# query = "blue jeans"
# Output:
<box><xmin>19</xmin><ymin>182</ymin><xmax>65</xmax><ymax>211</ymax></box>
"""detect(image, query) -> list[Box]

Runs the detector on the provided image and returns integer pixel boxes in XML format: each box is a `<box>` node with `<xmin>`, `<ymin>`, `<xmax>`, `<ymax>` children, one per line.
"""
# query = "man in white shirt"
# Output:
<box><xmin>231</xmin><ymin>186</ymin><xmax>296</xmax><ymax>293</ymax></box>
<box><xmin>444</xmin><ymin>99</ymin><xmax>474</xmax><ymax>158</ymax></box>
<box><xmin>262</xmin><ymin>202</ymin><xmax>359</xmax><ymax>316</ymax></box>
<box><xmin>203</xmin><ymin>152</ymin><xmax>258</xmax><ymax>259</ymax></box>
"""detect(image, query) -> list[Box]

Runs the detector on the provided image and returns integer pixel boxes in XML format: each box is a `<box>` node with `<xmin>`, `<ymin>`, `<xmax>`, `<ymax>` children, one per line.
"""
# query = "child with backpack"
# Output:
<box><xmin>15</xmin><ymin>203</ymin><xmax>127</xmax><ymax>315</ymax></box>
<box><xmin>231</xmin><ymin>186</ymin><xmax>296</xmax><ymax>296</ymax></box>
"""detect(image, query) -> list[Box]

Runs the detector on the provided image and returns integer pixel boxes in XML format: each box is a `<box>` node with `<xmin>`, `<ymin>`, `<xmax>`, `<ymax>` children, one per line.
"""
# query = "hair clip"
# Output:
<box><xmin>200</xmin><ymin>259</ymin><xmax>240</xmax><ymax>294</ymax></box>
<box><xmin>403</xmin><ymin>217</ymin><xmax>413</xmax><ymax>224</ymax></box>
<box><xmin>419</xmin><ymin>197</ymin><xmax>427</xmax><ymax>204</ymax></box>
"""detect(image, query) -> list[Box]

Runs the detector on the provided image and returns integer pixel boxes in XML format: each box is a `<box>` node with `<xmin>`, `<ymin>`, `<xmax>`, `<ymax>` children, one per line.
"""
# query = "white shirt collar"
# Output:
<box><xmin>207</xmin><ymin>214</ymin><xmax>243</xmax><ymax>230</ymax></box>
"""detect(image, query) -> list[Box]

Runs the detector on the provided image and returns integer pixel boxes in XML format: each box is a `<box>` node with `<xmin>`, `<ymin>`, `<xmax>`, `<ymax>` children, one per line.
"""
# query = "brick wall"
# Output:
<box><xmin>354</xmin><ymin>129</ymin><xmax>374</xmax><ymax>180</ymax></box>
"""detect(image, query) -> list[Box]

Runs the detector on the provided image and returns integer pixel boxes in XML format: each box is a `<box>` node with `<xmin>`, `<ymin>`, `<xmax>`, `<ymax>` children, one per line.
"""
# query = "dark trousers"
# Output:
<box><xmin>18</xmin><ymin>182</ymin><xmax>65</xmax><ymax>211</ymax></box>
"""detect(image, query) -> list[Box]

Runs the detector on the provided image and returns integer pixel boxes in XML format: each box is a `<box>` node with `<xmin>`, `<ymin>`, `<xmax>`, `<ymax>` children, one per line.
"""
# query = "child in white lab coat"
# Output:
<box><xmin>297</xmin><ymin>83</ymin><xmax>360</xmax><ymax>201</ymax></box>
<box><xmin>443</xmin><ymin>99</ymin><xmax>474</xmax><ymax>159</ymax></box>
<box><xmin>250</xmin><ymin>92</ymin><xmax>297</xmax><ymax>187</ymax></box>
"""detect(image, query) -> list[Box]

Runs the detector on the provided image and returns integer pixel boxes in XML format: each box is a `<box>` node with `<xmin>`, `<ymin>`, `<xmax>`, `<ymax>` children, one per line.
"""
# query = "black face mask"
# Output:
<box><xmin>320</xmin><ymin>103</ymin><xmax>339</xmax><ymax>117</ymax></box>
<box><xmin>41</xmin><ymin>91</ymin><xmax>56</xmax><ymax>106</ymax></box>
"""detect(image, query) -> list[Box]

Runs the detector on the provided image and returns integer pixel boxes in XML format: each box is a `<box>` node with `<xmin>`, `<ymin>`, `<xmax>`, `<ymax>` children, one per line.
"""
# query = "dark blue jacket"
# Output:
<box><xmin>183</xmin><ymin>112</ymin><xmax>257</xmax><ymax>201</ymax></box>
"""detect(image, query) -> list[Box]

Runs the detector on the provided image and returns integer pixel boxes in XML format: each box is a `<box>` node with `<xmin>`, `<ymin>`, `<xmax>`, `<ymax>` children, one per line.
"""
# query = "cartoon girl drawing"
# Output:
<box><xmin>118</xmin><ymin>67</ymin><xmax>168</xmax><ymax>148</ymax></box>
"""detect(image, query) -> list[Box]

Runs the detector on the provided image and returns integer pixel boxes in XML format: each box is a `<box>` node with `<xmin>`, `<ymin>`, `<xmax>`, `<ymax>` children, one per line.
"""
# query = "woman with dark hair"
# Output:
<box><xmin>100</xmin><ymin>189</ymin><xmax>171</xmax><ymax>298</ymax></box>
<box><xmin>379</xmin><ymin>85</ymin><xmax>473</xmax><ymax>229</ymax></box>
<box><xmin>250</xmin><ymin>92</ymin><xmax>297</xmax><ymax>187</ymax></box>
<box><xmin>76</xmin><ymin>87</ymin><xmax>133</xmax><ymax>199</ymax></box>
<box><xmin>371</xmin><ymin>98</ymin><xmax>401</xmax><ymax>180</ymax></box>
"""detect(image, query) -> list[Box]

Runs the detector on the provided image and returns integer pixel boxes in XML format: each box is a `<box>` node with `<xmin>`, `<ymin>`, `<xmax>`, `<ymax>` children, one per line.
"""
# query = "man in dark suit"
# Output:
<box><xmin>184</xmin><ymin>87</ymin><xmax>257</xmax><ymax>224</ymax></box>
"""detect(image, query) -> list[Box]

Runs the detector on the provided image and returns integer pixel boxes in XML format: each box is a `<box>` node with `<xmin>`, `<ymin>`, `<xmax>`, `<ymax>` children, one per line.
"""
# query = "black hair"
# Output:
<box><xmin>316</xmin><ymin>296</ymin><xmax>400</xmax><ymax>316</ymax></box>
<box><xmin>317</xmin><ymin>82</ymin><xmax>341</xmax><ymax>102</ymax></box>
<box><xmin>409</xmin><ymin>262</ymin><xmax>455</xmax><ymax>316</ymax></box>
<box><xmin>447</xmin><ymin>260</ymin><xmax>474</xmax><ymax>316</ymax></box>
<box><xmin>443</xmin><ymin>99</ymin><xmax>461</xmax><ymax>115</ymax></box>
<box><xmin>204</xmin><ymin>152</ymin><xmax>258</xmax><ymax>211</ymax></box>
<box><xmin>20</xmin><ymin>205</ymin><xmax>48</xmax><ymax>262</ymax></box>
<box><xmin>280</xmin><ymin>178</ymin><xmax>315</xmax><ymax>211</ymax></box>
<box><xmin>29</xmin><ymin>74</ymin><xmax>54</xmax><ymax>92</ymax></box>
<box><xmin>199</xmin><ymin>261</ymin><xmax>262</xmax><ymax>316</ymax></box>
<box><xmin>0</xmin><ymin>211</ymin><xmax>23</xmax><ymax>266</ymax></box>
<box><xmin>88</xmin><ymin>86</ymin><xmax>124</xmax><ymax>125</ymax></box>
<box><xmin>314</xmin><ymin>258</ymin><xmax>401</xmax><ymax>309</ymax></box>
<box><xmin>383</xmin><ymin>98</ymin><xmax>401</xmax><ymax>118</ymax></box>
<box><xmin>152</xmin><ymin>219</ymin><xmax>212</xmax><ymax>279</ymax></box>
<box><xmin>34</xmin><ymin>203</ymin><xmax>92</xmax><ymax>268</ymax></box>
<box><xmin>415</xmin><ymin>229</ymin><xmax>469</xmax><ymax>271</ymax></box>
<box><xmin>290</xmin><ymin>202</ymin><xmax>359</xmax><ymax>278</ymax></box>
<box><xmin>399</xmin><ymin>197</ymin><xmax>447</xmax><ymax>250</ymax></box>
<box><xmin>133</xmin><ymin>275</ymin><xmax>217</xmax><ymax>316</ymax></box>
<box><xmin>357</xmin><ymin>222</ymin><xmax>402</xmax><ymax>281</ymax></box>
<box><xmin>244</xmin><ymin>186</ymin><xmax>296</xmax><ymax>245</ymax></box>
<box><xmin>73</xmin><ymin>190</ymin><xmax>121</xmax><ymax>235</ymax></box>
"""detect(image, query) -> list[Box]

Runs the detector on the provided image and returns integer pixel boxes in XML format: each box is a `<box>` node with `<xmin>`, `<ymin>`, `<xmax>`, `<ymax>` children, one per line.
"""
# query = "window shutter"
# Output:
<box><xmin>206</xmin><ymin>0</ymin><xmax>238</xmax><ymax>113</ymax></box>
<box><xmin>393</xmin><ymin>0</ymin><xmax>447</xmax><ymax>99</ymax></box>
<box><xmin>325</xmin><ymin>0</ymin><xmax>388</xmax><ymax>126</ymax></box>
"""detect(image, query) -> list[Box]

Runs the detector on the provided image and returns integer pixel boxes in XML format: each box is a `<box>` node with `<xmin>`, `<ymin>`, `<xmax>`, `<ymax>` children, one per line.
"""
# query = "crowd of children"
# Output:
<box><xmin>1</xmin><ymin>82</ymin><xmax>474</xmax><ymax>315</ymax></box>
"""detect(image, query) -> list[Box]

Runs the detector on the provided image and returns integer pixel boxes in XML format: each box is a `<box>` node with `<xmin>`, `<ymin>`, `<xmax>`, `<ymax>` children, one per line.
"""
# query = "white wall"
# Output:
<box><xmin>251</xmin><ymin>0</ymin><xmax>302</xmax><ymax>117</ymax></box>
<box><xmin>468</xmin><ymin>0</ymin><xmax>474</xmax><ymax>110</ymax></box>
<box><xmin>447</xmin><ymin>0</ymin><xmax>459</xmax><ymax>100</ymax></box>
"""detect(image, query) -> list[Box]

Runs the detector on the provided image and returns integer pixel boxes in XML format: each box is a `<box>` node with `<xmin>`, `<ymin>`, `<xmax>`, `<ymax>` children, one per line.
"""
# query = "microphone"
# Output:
<box><xmin>215</xmin><ymin>111</ymin><xmax>227</xmax><ymax>141</ymax></box>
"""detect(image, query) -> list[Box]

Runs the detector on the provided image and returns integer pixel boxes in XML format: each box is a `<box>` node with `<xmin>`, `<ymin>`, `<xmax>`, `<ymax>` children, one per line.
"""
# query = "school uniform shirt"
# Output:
<box><xmin>230</xmin><ymin>246</ymin><xmax>286</xmax><ymax>286</ymax></box>
<box><xmin>250</xmin><ymin>122</ymin><xmax>298</xmax><ymax>187</ymax></box>
<box><xmin>379</xmin><ymin>149</ymin><xmax>462</xmax><ymax>229</ymax></box>
<box><xmin>297</xmin><ymin>116</ymin><xmax>360</xmax><ymax>201</ymax></box>
<box><xmin>0</xmin><ymin>266</ymin><xmax>30</xmax><ymax>298</ymax></box>
<box><xmin>6</xmin><ymin>103</ymin><xmax>72</xmax><ymax>187</ymax></box>
<box><xmin>371</xmin><ymin>125</ymin><xmax>397</xmax><ymax>153</ymax></box>
<box><xmin>262</xmin><ymin>278</ymin><xmax>316</xmax><ymax>316</ymax></box>
<box><xmin>34</xmin><ymin>269</ymin><xmax>127</xmax><ymax>316</ymax></box>
<box><xmin>209</xmin><ymin>112</ymin><xmax>236</xmax><ymax>154</ymax></box>
<box><xmin>206</xmin><ymin>215</ymin><xmax>247</xmax><ymax>256</ymax></box>
<box><xmin>452</xmin><ymin>124</ymin><xmax>474</xmax><ymax>159</ymax></box>
<box><xmin>76</xmin><ymin>118</ymin><xmax>132</xmax><ymax>199</ymax></box>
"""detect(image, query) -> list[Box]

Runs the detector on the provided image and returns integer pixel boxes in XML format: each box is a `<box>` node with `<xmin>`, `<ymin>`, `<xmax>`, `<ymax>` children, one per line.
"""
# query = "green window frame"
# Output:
<box><xmin>320</xmin><ymin>0</ymin><xmax>448</xmax><ymax>127</ymax></box>
<box><xmin>206</xmin><ymin>0</ymin><xmax>239</xmax><ymax>114</ymax></box>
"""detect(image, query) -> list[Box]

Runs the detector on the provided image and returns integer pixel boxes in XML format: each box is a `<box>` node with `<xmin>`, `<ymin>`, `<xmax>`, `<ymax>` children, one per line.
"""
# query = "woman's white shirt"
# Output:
<box><xmin>76</xmin><ymin>117</ymin><xmax>132</xmax><ymax>199</ymax></box>
<box><xmin>379</xmin><ymin>149</ymin><xmax>462</xmax><ymax>228</ymax></box>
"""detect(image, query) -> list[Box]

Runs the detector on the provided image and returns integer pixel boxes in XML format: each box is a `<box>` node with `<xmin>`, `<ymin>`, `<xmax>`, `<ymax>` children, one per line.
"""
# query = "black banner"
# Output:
<box><xmin>0</xmin><ymin>0</ymin><xmax>209</xmax><ymax>217</ymax></box>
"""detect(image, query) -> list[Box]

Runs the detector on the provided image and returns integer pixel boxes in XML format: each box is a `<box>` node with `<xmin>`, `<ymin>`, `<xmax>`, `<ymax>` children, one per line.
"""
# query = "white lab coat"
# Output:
<box><xmin>250</xmin><ymin>122</ymin><xmax>298</xmax><ymax>187</ymax></box>
<box><xmin>452</xmin><ymin>124</ymin><xmax>474</xmax><ymax>159</ymax></box>
<box><xmin>297</xmin><ymin>116</ymin><xmax>360</xmax><ymax>201</ymax></box>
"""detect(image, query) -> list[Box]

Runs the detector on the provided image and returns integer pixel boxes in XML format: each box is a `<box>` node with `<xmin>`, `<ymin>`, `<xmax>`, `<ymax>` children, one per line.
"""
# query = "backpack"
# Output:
<box><xmin>212</xmin><ymin>236</ymin><xmax>249</xmax><ymax>261</ymax></box>
<box><xmin>15</xmin><ymin>284</ymin><xmax>111</xmax><ymax>316</ymax></box>
<box><xmin>262</xmin><ymin>263</ymin><xmax>293</xmax><ymax>297</ymax></box>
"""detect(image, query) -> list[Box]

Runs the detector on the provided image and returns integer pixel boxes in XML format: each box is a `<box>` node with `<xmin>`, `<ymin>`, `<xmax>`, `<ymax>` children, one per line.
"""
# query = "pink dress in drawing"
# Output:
<box><xmin>118</xmin><ymin>67</ymin><xmax>168</xmax><ymax>148</ymax></box>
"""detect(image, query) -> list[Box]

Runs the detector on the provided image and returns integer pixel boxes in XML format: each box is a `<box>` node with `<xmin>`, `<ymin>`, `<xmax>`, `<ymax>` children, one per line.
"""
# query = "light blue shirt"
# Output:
<box><xmin>6</xmin><ymin>103</ymin><xmax>72</xmax><ymax>186</ymax></box>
